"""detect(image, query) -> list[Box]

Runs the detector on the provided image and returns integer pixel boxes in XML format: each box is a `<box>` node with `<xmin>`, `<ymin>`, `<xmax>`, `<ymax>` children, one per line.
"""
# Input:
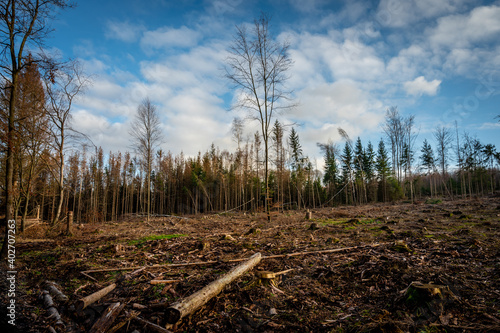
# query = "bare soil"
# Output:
<box><xmin>2</xmin><ymin>196</ymin><xmax>500</xmax><ymax>332</ymax></box>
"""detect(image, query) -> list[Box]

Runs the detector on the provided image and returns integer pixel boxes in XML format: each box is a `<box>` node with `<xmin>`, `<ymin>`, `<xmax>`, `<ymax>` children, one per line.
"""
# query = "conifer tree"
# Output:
<box><xmin>376</xmin><ymin>139</ymin><xmax>391</xmax><ymax>202</ymax></box>
<box><xmin>341</xmin><ymin>142</ymin><xmax>354</xmax><ymax>204</ymax></box>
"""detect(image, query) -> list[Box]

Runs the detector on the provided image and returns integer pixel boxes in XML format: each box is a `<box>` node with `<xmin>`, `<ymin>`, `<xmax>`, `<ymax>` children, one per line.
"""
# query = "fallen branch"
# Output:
<box><xmin>164</xmin><ymin>252</ymin><xmax>262</xmax><ymax>325</ymax></box>
<box><xmin>262</xmin><ymin>244</ymin><xmax>380</xmax><ymax>259</ymax></box>
<box><xmin>216</xmin><ymin>198</ymin><xmax>254</xmax><ymax>214</ymax></box>
<box><xmin>107</xmin><ymin>310</ymin><xmax>139</xmax><ymax>333</ymax></box>
<box><xmin>150</xmin><ymin>279</ymin><xmax>181</xmax><ymax>285</ymax></box>
<box><xmin>88</xmin><ymin>302</ymin><xmax>125</xmax><ymax>333</ymax></box>
<box><xmin>133</xmin><ymin>315</ymin><xmax>174</xmax><ymax>333</ymax></box>
<box><xmin>121</xmin><ymin>266</ymin><xmax>146</xmax><ymax>282</ymax></box>
<box><xmin>76</xmin><ymin>283</ymin><xmax>116</xmax><ymax>311</ymax></box>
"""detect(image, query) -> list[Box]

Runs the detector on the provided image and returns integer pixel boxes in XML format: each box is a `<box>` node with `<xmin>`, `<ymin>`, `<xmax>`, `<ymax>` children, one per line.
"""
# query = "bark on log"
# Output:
<box><xmin>40</xmin><ymin>290</ymin><xmax>55</xmax><ymax>308</ymax></box>
<box><xmin>76</xmin><ymin>283</ymin><xmax>116</xmax><ymax>311</ymax></box>
<box><xmin>39</xmin><ymin>290</ymin><xmax>64</xmax><ymax>327</ymax></box>
<box><xmin>88</xmin><ymin>302</ymin><xmax>125</xmax><ymax>333</ymax></box>
<box><xmin>44</xmin><ymin>281</ymin><xmax>68</xmax><ymax>302</ymax></box>
<box><xmin>164</xmin><ymin>252</ymin><xmax>262</xmax><ymax>324</ymax></box>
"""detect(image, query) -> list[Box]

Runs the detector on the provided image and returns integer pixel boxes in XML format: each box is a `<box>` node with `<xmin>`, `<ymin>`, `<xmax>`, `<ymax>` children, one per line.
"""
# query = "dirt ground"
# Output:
<box><xmin>1</xmin><ymin>196</ymin><xmax>500</xmax><ymax>332</ymax></box>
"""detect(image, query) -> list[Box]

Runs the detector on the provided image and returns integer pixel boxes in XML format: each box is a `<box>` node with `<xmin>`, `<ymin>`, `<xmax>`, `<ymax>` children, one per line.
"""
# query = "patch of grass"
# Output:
<box><xmin>20</xmin><ymin>250</ymin><xmax>43</xmax><ymax>258</ymax></box>
<box><xmin>317</xmin><ymin>218</ymin><xmax>344</xmax><ymax>226</ymax></box>
<box><xmin>425</xmin><ymin>198</ymin><xmax>442</xmax><ymax>204</ymax></box>
<box><xmin>128</xmin><ymin>234</ymin><xmax>187</xmax><ymax>246</ymax></box>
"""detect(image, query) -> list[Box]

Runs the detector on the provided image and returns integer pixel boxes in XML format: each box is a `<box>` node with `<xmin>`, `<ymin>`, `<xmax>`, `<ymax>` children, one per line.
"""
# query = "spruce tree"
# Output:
<box><xmin>420</xmin><ymin>139</ymin><xmax>435</xmax><ymax>175</ymax></box>
<box><xmin>341</xmin><ymin>142</ymin><xmax>354</xmax><ymax>204</ymax></box>
<box><xmin>376</xmin><ymin>139</ymin><xmax>391</xmax><ymax>201</ymax></box>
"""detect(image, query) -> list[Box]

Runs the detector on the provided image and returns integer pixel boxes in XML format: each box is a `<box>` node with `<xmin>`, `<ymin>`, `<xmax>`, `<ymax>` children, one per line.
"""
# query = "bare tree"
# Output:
<box><xmin>382</xmin><ymin>107</ymin><xmax>404</xmax><ymax>181</ymax></box>
<box><xmin>44</xmin><ymin>60</ymin><xmax>90</xmax><ymax>225</ymax></box>
<box><xmin>0</xmin><ymin>0</ymin><xmax>73</xmax><ymax>259</ymax></box>
<box><xmin>225</xmin><ymin>12</ymin><xmax>294</xmax><ymax>221</ymax></box>
<box><xmin>129</xmin><ymin>98</ymin><xmax>164</xmax><ymax>222</ymax></box>
<box><xmin>433</xmin><ymin>126</ymin><xmax>453</xmax><ymax>176</ymax></box>
<box><xmin>382</xmin><ymin>107</ymin><xmax>417</xmax><ymax>200</ymax></box>
<box><xmin>403</xmin><ymin>114</ymin><xmax>417</xmax><ymax>202</ymax></box>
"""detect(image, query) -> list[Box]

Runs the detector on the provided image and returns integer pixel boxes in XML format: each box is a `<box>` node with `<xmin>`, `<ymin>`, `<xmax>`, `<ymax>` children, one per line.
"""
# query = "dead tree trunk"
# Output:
<box><xmin>66</xmin><ymin>211</ymin><xmax>73</xmax><ymax>235</ymax></box>
<box><xmin>164</xmin><ymin>252</ymin><xmax>261</xmax><ymax>324</ymax></box>
<box><xmin>76</xmin><ymin>283</ymin><xmax>116</xmax><ymax>311</ymax></box>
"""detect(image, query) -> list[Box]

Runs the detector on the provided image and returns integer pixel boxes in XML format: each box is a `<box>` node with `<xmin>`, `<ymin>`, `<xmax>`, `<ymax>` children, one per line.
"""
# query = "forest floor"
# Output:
<box><xmin>1</xmin><ymin>196</ymin><xmax>500</xmax><ymax>332</ymax></box>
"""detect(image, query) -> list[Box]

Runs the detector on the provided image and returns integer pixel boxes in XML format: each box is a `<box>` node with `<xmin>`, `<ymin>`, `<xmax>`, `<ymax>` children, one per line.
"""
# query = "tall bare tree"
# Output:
<box><xmin>129</xmin><ymin>97</ymin><xmax>163</xmax><ymax>222</ymax></box>
<box><xmin>433</xmin><ymin>126</ymin><xmax>453</xmax><ymax>176</ymax></box>
<box><xmin>0</xmin><ymin>0</ymin><xmax>73</xmax><ymax>259</ymax></box>
<box><xmin>225</xmin><ymin>12</ymin><xmax>294</xmax><ymax>221</ymax></box>
<box><xmin>383</xmin><ymin>107</ymin><xmax>404</xmax><ymax>181</ymax></box>
<box><xmin>44</xmin><ymin>60</ymin><xmax>90</xmax><ymax>225</ymax></box>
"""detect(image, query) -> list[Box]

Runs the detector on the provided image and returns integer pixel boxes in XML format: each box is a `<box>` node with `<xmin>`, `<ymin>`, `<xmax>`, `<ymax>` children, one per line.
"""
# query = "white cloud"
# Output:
<box><xmin>479</xmin><ymin>122</ymin><xmax>500</xmax><ymax>130</ymax></box>
<box><xmin>105</xmin><ymin>21</ymin><xmax>144</xmax><ymax>42</ymax></box>
<box><xmin>71</xmin><ymin>109</ymin><xmax>131</xmax><ymax>153</ymax></box>
<box><xmin>140</xmin><ymin>26</ymin><xmax>201</xmax><ymax>51</ymax></box>
<box><xmin>403</xmin><ymin>76</ymin><xmax>441</xmax><ymax>96</ymax></box>
<box><xmin>287</xmin><ymin>31</ymin><xmax>385</xmax><ymax>85</ymax></box>
<box><xmin>290</xmin><ymin>81</ymin><xmax>385</xmax><ymax>137</ymax></box>
<box><xmin>376</xmin><ymin>0</ymin><xmax>469</xmax><ymax>28</ymax></box>
<box><xmin>428</xmin><ymin>5</ymin><xmax>500</xmax><ymax>49</ymax></box>
<box><xmin>65</xmin><ymin>1</ymin><xmax>500</xmax><ymax>161</ymax></box>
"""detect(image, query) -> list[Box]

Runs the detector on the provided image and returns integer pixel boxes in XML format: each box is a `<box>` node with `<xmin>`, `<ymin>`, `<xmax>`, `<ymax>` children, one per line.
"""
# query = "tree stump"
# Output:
<box><xmin>66</xmin><ymin>211</ymin><xmax>73</xmax><ymax>236</ymax></box>
<box><xmin>402</xmin><ymin>282</ymin><xmax>458</xmax><ymax>320</ymax></box>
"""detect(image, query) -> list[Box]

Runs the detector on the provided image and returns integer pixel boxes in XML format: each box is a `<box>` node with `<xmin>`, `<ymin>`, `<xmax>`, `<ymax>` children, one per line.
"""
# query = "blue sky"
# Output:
<box><xmin>49</xmin><ymin>0</ymin><xmax>500</xmax><ymax>168</ymax></box>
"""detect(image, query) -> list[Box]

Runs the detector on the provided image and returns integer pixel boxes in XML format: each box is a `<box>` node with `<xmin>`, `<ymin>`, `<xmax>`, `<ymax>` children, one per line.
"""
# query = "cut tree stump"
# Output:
<box><xmin>402</xmin><ymin>281</ymin><xmax>458</xmax><ymax>318</ymax></box>
<box><xmin>76</xmin><ymin>283</ymin><xmax>116</xmax><ymax>311</ymax></box>
<box><xmin>66</xmin><ymin>211</ymin><xmax>73</xmax><ymax>236</ymax></box>
<box><xmin>254</xmin><ymin>269</ymin><xmax>293</xmax><ymax>294</ymax></box>
<box><xmin>164</xmin><ymin>252</ymin><xmax>262</xmax><ymax>325</ymax></box>
<box><xmin>88</xmin><ymin>302</ymin><xmax>125</xmax><ymax>333</ymax></box>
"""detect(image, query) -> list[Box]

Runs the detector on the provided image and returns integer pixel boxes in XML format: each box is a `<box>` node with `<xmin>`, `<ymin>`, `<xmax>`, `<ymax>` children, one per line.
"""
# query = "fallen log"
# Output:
<box><xmin>39</xmin><ymin>290</ymin><xmax>64</xmax><ymax>327</ymax></box>
<box><xmin>76</xmin><ymin>283</ymin><xmax>116</xmax><ymax>311</ymax></box>
<box><xmin>44</xmin><ymin>281</ymin><xmax>69</xmax><ymax>302</ymax></box>
<box><xmin>88</xmin><ymin>302</ymin><xmax>125</xmax><ymax>333</ymax></box>
<box><xmin>164</xmin><ymin>252</ymin><xmax>262</xmax><ymax>325</ymax></box>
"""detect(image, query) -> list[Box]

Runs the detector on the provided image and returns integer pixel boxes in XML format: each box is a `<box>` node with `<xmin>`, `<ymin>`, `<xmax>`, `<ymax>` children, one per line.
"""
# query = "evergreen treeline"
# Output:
<box><xmin>2</xmin><ymin>62</ymin><xmax>500</xmax><ymax>228</ymax></box>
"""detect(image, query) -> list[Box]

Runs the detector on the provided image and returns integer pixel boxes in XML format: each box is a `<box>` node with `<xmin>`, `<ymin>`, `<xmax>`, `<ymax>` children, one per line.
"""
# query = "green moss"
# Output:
<box><xmin>128</xmin><ymin>234</ymin><xmax>187</xmax><ymax>246</ymax></box>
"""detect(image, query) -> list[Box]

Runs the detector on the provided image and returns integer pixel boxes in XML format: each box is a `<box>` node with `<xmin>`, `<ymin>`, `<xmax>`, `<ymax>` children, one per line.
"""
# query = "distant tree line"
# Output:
<box><xmin>1</xmin><ymin>8</ymin><xmax>499</xmax><ymax>235</ymax></box>
<box><xmin>2</xmin><ymin>74</ymin><xmax>500</xmax><ymax>228</ymax></box>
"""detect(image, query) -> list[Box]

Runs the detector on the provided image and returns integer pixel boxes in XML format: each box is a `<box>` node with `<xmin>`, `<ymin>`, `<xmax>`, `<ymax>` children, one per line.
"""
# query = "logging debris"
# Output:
<box><xmin>11</xmin><ymin>197</ymin><xmax>500</xmax><ymax>332</ymax></box>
